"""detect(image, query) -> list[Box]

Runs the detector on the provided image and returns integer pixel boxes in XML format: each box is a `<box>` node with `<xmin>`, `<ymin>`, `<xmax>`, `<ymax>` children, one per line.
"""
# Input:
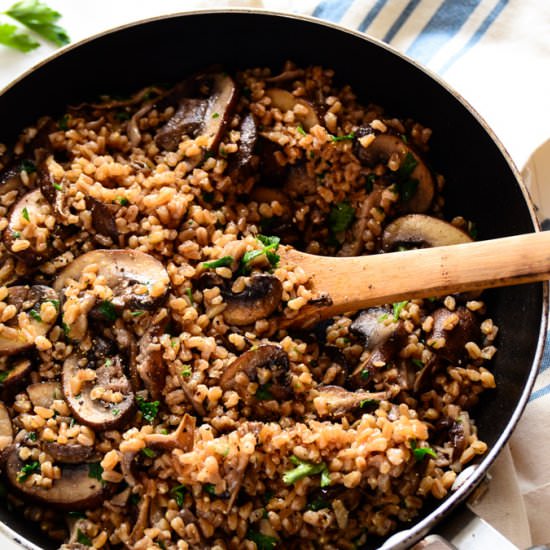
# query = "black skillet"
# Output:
<box><xmin>0</xmin><ymin>10</ymin><xmax>546</xmax><ymax>550</ymax></box>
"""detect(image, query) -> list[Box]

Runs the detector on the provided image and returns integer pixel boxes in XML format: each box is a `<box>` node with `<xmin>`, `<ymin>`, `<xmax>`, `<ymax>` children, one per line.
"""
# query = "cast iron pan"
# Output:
<box><xmin>0</xmin><ymin>10</ymin><xmax>546</xmax><ymax>550</ymax></box>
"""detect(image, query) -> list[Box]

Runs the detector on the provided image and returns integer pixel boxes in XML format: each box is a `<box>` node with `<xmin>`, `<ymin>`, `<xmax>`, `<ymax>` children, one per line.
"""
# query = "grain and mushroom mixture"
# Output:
<box><xmin>0</xmin><ymin>62</ymin><xmax>498</xmax><ymax>549</ymax></box>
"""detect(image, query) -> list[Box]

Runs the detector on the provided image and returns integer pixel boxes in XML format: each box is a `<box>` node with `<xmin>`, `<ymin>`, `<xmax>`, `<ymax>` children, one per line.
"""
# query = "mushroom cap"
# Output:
<box><xmin>382</xmin><ymin>214</ymin><xmax>473</xmax><ymax>251</ymax></box>
<box><xmin>265</xmin><ymin>88</ymin><xmax>319</xmax><ymax>130</ymax></box>
<box><xmin>62</xmin><ymin>354</ymin><xmax>135</xmax><ymax>431</ymax></box>
<box><xmin>0</xmin><ymin>402</ymin><xmax>13</xmax><ymax>456</ymax></box>
<box><xmin>54</xmin><ymin>249</ymin><xmax>170</xmax><ymax>312</ymax></box>
<box><xmin>5</xmin><ymin>447</ymin><xmax>107</xmax><ymax>510</ymax></box>
<box><xmin>0</xmin><ymin>285</ymin><xmax>59</xmax><ymax>356</ymax></box>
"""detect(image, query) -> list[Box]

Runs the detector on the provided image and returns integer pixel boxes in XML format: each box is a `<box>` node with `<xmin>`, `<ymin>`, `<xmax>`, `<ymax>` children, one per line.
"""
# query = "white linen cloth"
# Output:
<box><xmin>1</xmin><ymin>1</ymin><xmax>550</xmax><ymax>548</ymax></box>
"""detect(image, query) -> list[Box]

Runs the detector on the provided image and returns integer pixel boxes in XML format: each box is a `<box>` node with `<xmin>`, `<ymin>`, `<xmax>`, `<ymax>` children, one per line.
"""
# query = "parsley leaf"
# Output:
<box><xmin>76</xmin><ymin>529</ymin><xmax>92</xmax><ymax>546</ymax></box>
<box><xmin>412</xmin><ymin>358</ymin><xmax>424</xmax><ymax>369</ymax></box>
<box><xmin>359</xmin><ymin>398</ymin><xmax>379</xmax><ymax>408</ymax></box>
<box><xmin>130</xmin><ymin>310</ymin><xmax>145</xmax><ymax>317</ymax></box>
<box><xmin>328</xmin><ymin>202</ymin><xmax>355</xmax><ymax>234</ymax></box>
<box><xmin>28</xmin><ymin>309</ymin><xmax>41</xmax><ymax>322</ymax></box>
<box><xmin>396</xmin><ymin>152</ymin><xmax>420</xmax><ymax>202</ymax></box>
<box><xmin>393</xmin><ymin>300</ymin><xmax>408</xmax><ymax>320</ymax></box>
<box><xmin>202</xmin><ymin>256</ymin><xmax>233</xmax><ymax>269</ymax></box>
<box><xmin>306</xmin><ymin>496</ymin><xmax>329</xmax><ymax>511</ymax></box>
<box><xmin>52</xmin><ymin>181</ymin><xmax>62</xmax><ymax>191</ymax></box>
<box><xmin>239</xmin><ymin>235</ymin><xmax>280</xmax><ymax>273</ymax></box>
<box><xmin>283</xmin><ymin>456</ymin><xmax>330</xmax><ymax>487</ymax></box>
<box><xmin>21</xmin><ymin>206</ymin><xmax>30</xmax><ymax>221</ymax></box>
<box><xmin>180</xmin><ymin>365</ymin><xmax>192</xmax><ymax>378</ymax></box>
<box><xmin>330</xmin><ymin>131</ymin><xmax>356</xmax><ymax>142</ymax></box>
<box><xmin>17</xmin><ymin>460</ymin><xmax>40</xmax><ymax>482</ymax></box>
<box><xmin>136</xmin><ymin>395</ymin><xmax>159</xmax><ymax>423</ymax></box>
<box><xmin>87</xmin><ymin>462</ymin><xmax>103</xmax><ymax>482</ymax></box>
<box><xmin>115</xmin><ymin>196</ymin><xmax>129</xmax><ymax>206</ymax></box>
<box><xmin>296</xmin><ymin>124</ymin><xmax>306</xmax><ymax>136</ymax></box>
<box><xmin>255</xmin><ymin>383</ymin><xmax>273</xmax><ymax>401</ymax></box>
<box><xmin>20</xmin><ymin>159</ymin><xmax>36</xmax><ymax>173</ymax></box>
<box><xmin>0</xmin><ymin>22</ymin><xmax>38</xmax><ymax>52</ymax></box>
<box><xmin>97</xmin><ymin>300</ymin><xmax>117</xmax><ymax>322</ymax></box>
<box><xmin>5</xmin><ymin>0</ymin><xmax>70</xmax><ymax>46</ymax></box>
<box><xmin>186</xmin><ymin>287</ymin><xmax>194</xmax><ymax>305</ymax></box>
<box><xmin>141</xmin><ymin>447</ymin><xmax>156</xmax><ymax>458</ymax></box>
<box><xmin>204</xmin><ymin>483</ymin><xmax>216</xmax><ymax>496</ymax></box>
<box><xmin>170</xmin><ymin>484</ymin><xmax>186</xmax><ymax>507</ymax></box>
<box><xmin>246</xmin><ymin>530</ymin><xmax>279</xmax><ymax>550</ymax></box>
<box><xmin>410</xmin><ymin>439</ymin><xmax>437</xmax><ymax>461</ymax></box>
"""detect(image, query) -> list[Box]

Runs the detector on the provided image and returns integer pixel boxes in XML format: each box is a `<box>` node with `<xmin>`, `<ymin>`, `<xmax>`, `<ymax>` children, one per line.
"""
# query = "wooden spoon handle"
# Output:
<box><xmin>281</xmin><ymin>231</ymin><xmax>550</xmax><ymax>321</ymax></box>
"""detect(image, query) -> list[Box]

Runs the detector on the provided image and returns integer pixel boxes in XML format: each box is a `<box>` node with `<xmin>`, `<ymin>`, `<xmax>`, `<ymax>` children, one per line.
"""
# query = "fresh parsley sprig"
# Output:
<box><xmin>0</xmin><ymin>0</ymin><xmax>69</xmax><ymax>53</ymax></box>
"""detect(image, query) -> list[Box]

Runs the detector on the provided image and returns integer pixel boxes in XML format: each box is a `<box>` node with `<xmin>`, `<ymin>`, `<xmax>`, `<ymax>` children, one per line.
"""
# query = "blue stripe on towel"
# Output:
<box><xmin>359</xmin><ymin>0</ymin><xmax>388</xmax><ymax>32</ymax></box>
<box><xmin>383</xmin><ymin>0</ymin><xmax>422</xmax><ymax>43</ymax></box>
<box><xmin>530</xmin><ymin>382</ymin><xmax>550</xmax><ymax>402</ymax></box>
<box><xmin>405</xmin><ymin>0</ymin><xmax>482</xmax><ymax>65</ymax></box>
<box><xmin>439</xmin><ymin>0</ymin><xmax>509</xmax><ymax>73</ymax></box>
<box><xmin>312</xmin><ymin>0</ymin><xmax>356</xmax><ymax>22</ymax></box>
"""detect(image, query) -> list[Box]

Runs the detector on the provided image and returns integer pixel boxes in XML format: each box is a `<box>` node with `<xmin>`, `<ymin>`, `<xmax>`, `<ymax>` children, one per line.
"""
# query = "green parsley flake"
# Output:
<box><xmin>204</xmin><ymin>483</ymin><xmax>216</xmax><ymax>496</ymax></box>
<box><xmin>360</xmin><ymin>398</ymin><xmax>379</xmax><ymax>408</ymax></box>
<box><xmin>246</xmin><ymin>530</ymin><xmax>279</xmax><ymax>550</ymax></box>
<box><xmin>21</xmin><ymin>206</ymin><xmax>30</xmax><ymax>221</ymax></box>
<box><xmin>17</xmin><ymin>460</ymin><xmax>40</xmax><ymax>482</ymax></box>
<box><xmin>180</xmin><ymin>365</ymin><xmax>192</xmax><ymax>378</ymax></box>
<box><xmin>328</xmin><ymin>201</ymin><xmax>355</xmax><ymax>234</ymax></box>
<box><xmin>58</xmin><ymin>113</ymin><xmax>70</xmax><ymax>130</ymax></box>
<box><xmin>170</xmin><ymin>484</ymin><xmax>186</xmax><ymax>507</ymax></box>
<box><xmin>255</xmin><ymin>383</ymin><xmax>273</xmax><ymax>401</ymax></box>
<box><xmin>212</xmin><ymin>112</ymin><xmax>220</xmax><ymax>119</ymax></box>
<box><xmin>98</xmin><ymin>300</ymin><xmax>117</xmax><ymax>321</ymax></box>
<box><xmin>186</xmin><ymin>287</ymin><xmax>194</xmax><ymax>305</ymax></box>
<box><xmin>202</xmin><ymin>256</ymin><xmax>233</xmax><ymax>269</ymax></box>
<box><xmin>283</xmin><ymin>456</ymin><xmax>330</xmax><ymax>487</ymax></box>
<box><xmin>111</xmin><ymin>407</ymin><xmax>120</xmax><ymax>416</ymax></box>
<box><xmin>52</xmin><ymin>181</ymin><xmax>62</xmax><ymax>191</ymax></box>
<box><xmin>141</xmin><ymin>447</ymin><xmax>156</xmax><ymax>458</ymax></box>
<box><xmin>28</xmin><ymin>309</ymin><xmax>41</xmax><ymax>322</ymax></box>
<box><xmin>136</xmin><ymin>395</ymin><xmax>159</xmax><ymax>423</ymax></box>
<box><xmin>130</xmin><ymin>310</ymin><xmax>145</xmax><ymax>317</ymax></box>
<box><xmin>11</xmin><ymin>231</ymin><xmax>20</xmax><ymax>238</ymax></box>
<box><xmin>115</xmin><ymin>196</ymin><xmax>129</xmax><ymax>206</ymax></box>
<box><xmin>87</xmin><ymin>462</ymin><xmax>103</xmax><ymax>482</ymax></box>
<box><xmin>48</xmin><ymin>299</ymin><xmax>59</xmax><ymax>310</ymax></box>
<box><xmin>239</xmin><ymin>234</ymin><xmax>280</xmax><ymax>273</ymax></box>
<box><xmin>0</xmin><ymin>22</ymin><xmax>39</xmax><ymax>52</ymax></box>
<box><xmin>360</xmin><ymin>369</ymin><xmax>370</xmax><ymax>379</ymax></box>
<box><xmin>412</xmin><ymin>358</ymin><xmax>424</xmax><ymax>369</ymax></box>
<box><xmin>330</xmin><ymin>131</ymin><xmax>355</xmax><ymax>142</ymax></box>
<box><xmin>20</xmin><ymin>159</ymin><xmax>36</xmax><ymax>173</ymax></box>
<box><xmin>27</xmin><ymin>431</ymin><xmax>37</xmax><ymax>441</ymax></box>
<box><xmin>76</xmin><ymin>529</ymin><xmax>92</xmax><ymax>546</ymax></box>
<box><xmin>297</xmin><ymin>124</ymin><xmax>306</xmax><ymax>136</ymax></box>
<box><xmin>410</xmin><ymin>439</ymin><xmax>437</xmax><ymax>461</ymax></box>
<box><xmin>393</xmin><ymin>300</ymin><xmax>408</xmax><ymax>320</ymax></box>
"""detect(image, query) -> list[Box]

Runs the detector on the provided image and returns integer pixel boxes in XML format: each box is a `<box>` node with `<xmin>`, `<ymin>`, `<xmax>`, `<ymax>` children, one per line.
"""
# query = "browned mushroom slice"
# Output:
<box><xmin>0</xmin><ymin>165</ymin><xmax>24</xmax><ymax>197</ymax></box>
<box><xmin>350</xmin><ymin>307</ymin><xmax>399</xmax><ymax>350</ymax></box>
<box><xmin>313</xmin><ymin>386</ymin><xmax>386</xmax><ymax>418</ymax></box>
<box><xmin>265</xmin><ymin>68</ymin><xmax>305</xmax><ymax>84</ymax></box>
<box><xmin>143</xmin><ymin>413</ymin><xmax>195</xmax><ymax>451</ymax></box>
<box><xmin>382</xmin><ymin>214</ymin><xmax>473</xmax><ymax>251</ymax></box>
<box><xmin>27</xmin><ymin>381</ymin><xmax>63</xmax><ymax>408</ymax></box>
<box><xmin>222</xmin><ymin>274</ymin><xmax>283</xmax><ymax>326</ymax></box>
<box><xmin>358</xmin><ymin>133</ymin><xmax>434</xmax><ymax>213</ymax></box>
<box><xmin>0</xmin><ymin>402</ymin><xmax>13</xmax><ymax>460</ymax></box>
<box><xmin>43</xmin><ymin>442</ymin><xmax>99</xmax><ymax>464</ymax></box>
<box><xmin>136</xmin><ymin>318</ymin><xmax>168</xmax><ymax>400</ymax></box>
<box><xmin>62</xmin><ymin>354</ymin><xmax>135</xmax><ymax>431</ymax></box>
<box><xmin>3</xmin><ymin>189</ymin><xmax>55</xmax><ymax>265</ymax></box>
<box><xmin>265</xmin><ymin>88</ymin><xmax>319</xmax><ymax>131</ymax></box>
<box><xmin>227</xmin><ymin>113</ymin><xmax>258</xmax><ymax>180</ymax></box>
<box><xmin>0</xmin><ymin>359</ymin><xmax>32</xmax><ymax>392</ymax></box>
<box><xmin>86</xmin><ymin>197</ymin><xmax>119</xmax><ymax>242</ymax></box>
<box><xmin>5</xmin><ymin>446</ymin><xmax>107</xmax><ymax>509</ymax></box>
<box><xmin>155</xmin><ymin>98</ymin><xmax>208</xmax><ymax>151</ymax></box>
<box><xmin>429</xmin><ymin>306</ymin><xmax>481</xmax><ymax>363</ymax></box>
<box><xmin>220</xmin><ymin>344</ymin><xmax>292</xmax><ymax>404</ymax></box>
<box><xmin>0</xmin><ymin>285</ymin><xmax>59</xmax><ymax>356</ymax></box>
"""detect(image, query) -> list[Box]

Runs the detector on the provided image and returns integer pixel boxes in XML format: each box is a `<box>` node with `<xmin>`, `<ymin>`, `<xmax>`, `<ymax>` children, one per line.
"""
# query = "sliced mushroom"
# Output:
<box><xmin>43</xmin><ymin>442</ymin><xmax>99</xmax><ymax>464</ymax></box>
<box><xmin>129</xmin><ymin>494</ymin><xmax>151</xmax><ymax>545</ymax></box>
<box><xmin>3</xmin><ymin>189</ymin><xmax>55</xmax><ymax>265</ymax></box>
<box><xmin>220</xmin><ymin>344</ymin><xmax>292</xmax><ymax>405</ymax></box>
<box><xmin>136</xmin><ymin>318</ymin><xmax>168</xmax><ymax>400</ymax></box>
<box><xmin>143</xmin><ymin>413</ymin><xmax>195</xmax><ymax>451</ymax></box>
<box><xmin>382</xmin><ymin>214</ymin><xmax>473</xmax><ymax>251</ymax></box>
<box><xmin>265</xmin><ymin>68</ymin><xmax>305</xmax><ymax>84</ymax></box>
<box><xmin>86</xmin><ymin>197</ymin><xmax>119</xmax><ymax>242</ymax></box>
<box><xmin>62</xmin><ymin>353</ymin><xmax>134</xmax><ymax>431</ymax></box>
<box><xmin>155</xmin><ymin>72</ymin><xmax>237</xmax><ymax>153</ymax></box>
<box><xmin>0</xmin><ymin>359</ymin><xmax>32</xmax><ymax>394</ymax></box>
<box><xmin>0</xmin><ymin>402</ymin><xmax>13</xmax><ymax>461</ymax></box>
<box><xmin>227</xmin><ymin>113</ymin><xmax>258</xmax><ymax>180</ymax></box>
<box><xmin>222</xmin><ymin>274</ymin><xmax>283</xmax><ymax>326</ymax></box>
<box><xmin>265</xmin><ymin>88</ymin><xmax>319</xmax><ymax>131</ymax></box>
<box><xmin>155</xmin><ymin>98</ymin><xmax>208</xmax><ymax>151</ymax></box>
<box><xmin>429</xmin><ymin>306</ymin><xmax>481</xmax><ymax>363</ymax></box>
<box><xmin>358</xmin><ymin>133</ymin><xmax>434</xmax><ymax>213</ymax></box>
<box><xmin>0</xmin><ymin>165</ymin><xmax>24</xmax><ymax>198</ymax></box>
<box><xmin>350</xmin><ymin>309</ymin><xmax>409</xmax><ymax>387</ymax></box>
<box><xmin>0</xmin><ymin>285</ymin><xmax>59</xmax><ymax>356</ymax></box>
<box><xmin>312</xmin><ymin>386</ymin><xmax>386</xmax><ymax>418</ymax></box>
<box><xmin>27</xmin><ymin>381</ymin><xmax>63</xmax><ymax>408</ymax></box>
<box><xmin>5</xmin><ymin>446</ymin><xmax>107</xmax><ymax>509</ymax></box>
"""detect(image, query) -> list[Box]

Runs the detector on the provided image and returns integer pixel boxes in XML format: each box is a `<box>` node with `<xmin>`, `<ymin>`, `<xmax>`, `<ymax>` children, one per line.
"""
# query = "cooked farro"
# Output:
<box><xmin>0</xmin><ymin>61</ymin><xmax>497</xmax><ymax>550</ymax></box>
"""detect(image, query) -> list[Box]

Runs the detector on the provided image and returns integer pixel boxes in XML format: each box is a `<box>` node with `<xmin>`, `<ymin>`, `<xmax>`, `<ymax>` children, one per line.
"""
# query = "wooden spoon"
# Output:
<box><xmin>279</xmin><ymin>231</ymin><xmax>550</xmax><ymax>326</ymax></box>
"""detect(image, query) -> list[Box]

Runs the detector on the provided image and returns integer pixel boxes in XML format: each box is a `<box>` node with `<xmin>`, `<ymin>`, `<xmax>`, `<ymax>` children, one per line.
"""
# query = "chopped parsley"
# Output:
<box><xmin>204</xmin><ymin>483</ymin><xmax>216</xmax><ymax>496</ymax></box>
<box><xmin>61</xmin><ymin>321</ymin><xmax>70</xmax><ymax>336</ymax></box>
<box><xmin>76</xmin><ymin>529</ymin><xmax>92</xmax><ymax>546</ymax></box>
<box><xmin>377</xmin><ymin>312</ymin><xmax>389</xmax><ymax>322</ymax></box>
<box><xmin>28</xmin><ymin>309</ymin><xmax>41</xmax><ymax>322</ymax></box>
<box><xmin>20</xmin><ymin>159</ymin><xmax>36</xmax><ymax>173</ymax></box>
<box><xmin>17</xmin><ymin>460</ymin><xmax>40</xmax><ymax>482</ymax></box>
<box><xmin>186</xmin><ymin>287</ymin><xmax>194</xmax><ymax>305</ymax></box>
<box><xmin>11</xmin><ymin>230</ymin><xmax>21</xmax><ymax>238</ymax></box>
<box><xmin>212</xmin><ymin>112</ymin><xmax>220</xmax><ymax>119</ymax></box>
<box><xmin>410</xmin><ymin>439</ymin><xmax>437</xmax><ymax>461</ymax></box>
<box><xmin>130</xmin><ymin>310</ymin><xmax>145</xmax><ymax>317</ymax></box>
<box><xmin>365</xmin><ymin>172</ymin><xmax>376</xmax><ymax>193</ymax></box>
<box><xmin>306</xmin><ymin>496</ymin><xmax>329</xmax><ymax>511</ymax></box>
<box><xmin>360</xmin><ymin>398</ymin><xmax>379</xmax><ymax>408</ymax></box>
<box><xmin>0</xmin><ymin>23</ymin><xmax>38</xmax><ymax>52</ymax></box>
<box><xmin>240</xmin><ymin>234</ymin><xmax>280</xmax><ymax>273</ymax></box>
<box><xmin>283</xmin><ymin>456</ymin><xmax>330</xmax><ymax>487</ymax></box>
<box><xmin>180</xmin><ymin>365</ymin><xmax>192</xmax><ymax>378</ymax></box>
<box><xmin>396</xmin><ymin>152</ymin><xmax>420</xmax><ymax>202</ymax></box>
<box><xmin>111</xmin><ymin>407</ymin><xmax>120</xmax><ymax>416</ymax></box>
<box><xmin>136</xmin><ymin>395</ymin><xmax>160</xmax><ymax>423</ymax></box>
<box><xmin>52</xmin><ymin>181</ymin><xmax>62</xmax><ymax>191</ymax></box>
<box><xmin>97</xmin><ymin>300</ymin><xmax>117</xmax><ymax>321</ymax></box>
<box><xmin>141</xmin><ymin>447</ymin><xmax>156</xmax><ymax>458</ymax></box>
<box><xmin>360</xmin><ymin>369</ymin><xmax>370</xmax><ymax>380</ymax></box>
<box><xmin>328</xmin><ymin>201</ymin><xmax>355</xmax><ymax>234</ymax></box>
<box><xmin>296</xmin><ymin>124</ymin><xmax>307</xmax><ymax>136</ymax></box>
<box><xmin>88</xmin><ymin>462</ymin><xmax>103</xmax><ymax>482</ymax></box>
<box><xmin>48</xmin><ymin>298</ymin><xmax>59</xmax><ymax>310</ymax></box>
<box><xmin>58</xmin><ymin>113</ymin><xmax>70</xmax><ymax>130</ymax></box>
<box><xmin>170</xmin><ymin>484</ymin><xmax>186</xmax><ymax>507</ymax></box>
<box><xmin>115</xmin><ymin>196</ymin><xmax>129</xmax><ymax>206</ymax></box>
<box><xmin>393</xmin><ymin>300</ymin><xmax>408</xmax><ymax>320</ymax></box>
<box><xmin>21</xmin><ymin>206</ymin><xmax>30</xmax><ymax>221</ymax></box>
<box><xmin>255</xmin><ymin>383</ymin><xmax>273</xmax><ymax>401</ymax></box>
<box><xmin>27</xmin><ymin>431</ymin><xmax>37</xmax><ymax>441</ymax></box>
<box><xmin>412</xmin><ymin>358</ymin><xmax>424</xmax><ymax>369</ymax></box>
<box><xmin>330</xmin><ymin>131</ymin><xmax>356</xmax><ymax>142</ymax></box>
<box><xmin>246</xmin><ymin>530</ymin><xmax>279</xmax><ymax>550</ymax></box>
<box><xmin>202</xmin><ymin>256</ymin><xmax>233</xmax><ymax>269</ymax></box>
